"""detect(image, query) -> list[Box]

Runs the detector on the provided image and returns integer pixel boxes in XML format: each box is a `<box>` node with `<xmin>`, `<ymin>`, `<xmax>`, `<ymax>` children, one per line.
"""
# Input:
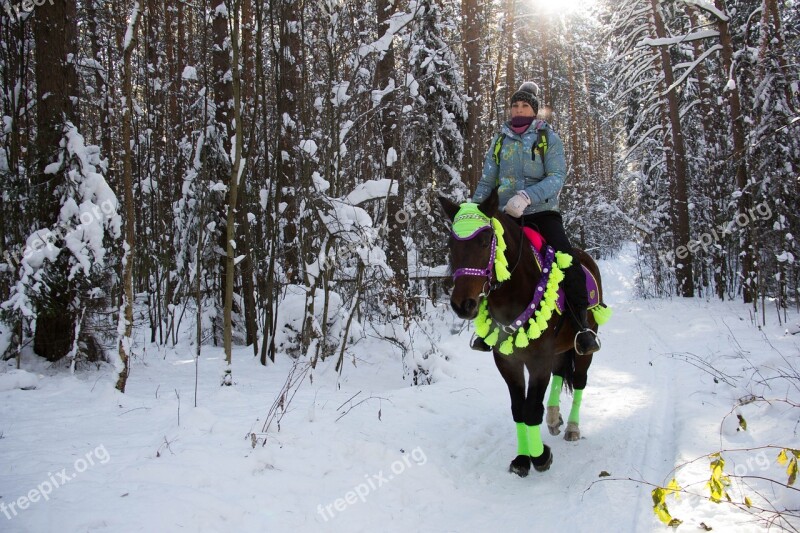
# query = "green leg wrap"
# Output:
<box><xmin>568</xmin><ymin>389</ymin><xmax>584</xmax><ymax>425</ymax></box>
<box><xmin>516</xmin><ymin>422</ymin><xmax>530</xmax><ymax>455</ymax></box>
<box><xmin>547</xmin><ymin>375</ymin><xmax>563</xmax><ymax>407</ymax></box>
<box><xmin>526</xmin><ymin>424</ymin><xmax>544</xmax><ymax>457</ymax></box>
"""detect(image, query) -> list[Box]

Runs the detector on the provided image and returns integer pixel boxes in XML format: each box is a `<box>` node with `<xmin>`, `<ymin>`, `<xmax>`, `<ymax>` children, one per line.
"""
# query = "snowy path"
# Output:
<box><xmin>1</xmin><ymin>248</ymin><xmax>797</xmax><ymax>532</ymax></box>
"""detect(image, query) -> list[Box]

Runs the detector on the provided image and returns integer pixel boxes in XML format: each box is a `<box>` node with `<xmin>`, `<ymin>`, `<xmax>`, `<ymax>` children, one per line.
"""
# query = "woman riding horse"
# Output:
<box><xmin>439</xmin><ymin>190</ymin><xmax>608</xmax><ymax>477</ymax></box>
<box><xmin>471</xmin><ymin>81</ymin><xmax>600</xmax><ymax>356</ymax></box>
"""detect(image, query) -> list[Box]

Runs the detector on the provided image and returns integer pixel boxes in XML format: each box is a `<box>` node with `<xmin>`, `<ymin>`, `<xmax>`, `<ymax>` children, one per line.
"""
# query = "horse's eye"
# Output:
<box><xmin>479</xmin><ymin>233</ymin><xmax>493</xmax><ymax>248</ymax></box>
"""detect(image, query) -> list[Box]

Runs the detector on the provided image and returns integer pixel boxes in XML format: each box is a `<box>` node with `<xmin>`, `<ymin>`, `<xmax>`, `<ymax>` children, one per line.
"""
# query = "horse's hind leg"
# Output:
<box><xmin>546</xmin><ymin>380</ymin><xmax>564</xmax><ymax>436</ymax></box>
<box><xmin>494</xmin><ymin>354</ymin><xmax>531</xmax><ymax>477</ymax></box>
<box><xmin>565</xmin><ymin>352</ymin><xmax>593</xmax><ymax>442</ymax></box>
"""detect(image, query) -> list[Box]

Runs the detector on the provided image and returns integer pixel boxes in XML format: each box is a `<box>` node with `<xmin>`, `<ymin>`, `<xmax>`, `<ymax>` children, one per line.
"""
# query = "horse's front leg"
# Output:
<box><xmin>523</xmin><ymin>359</ymin><xmax>554</xmax><ymax>472</ymax></box>
<box><xmin>494</xmin><ymin>354</ymin><xmax>531</xmax><ymax>477</ymax></box>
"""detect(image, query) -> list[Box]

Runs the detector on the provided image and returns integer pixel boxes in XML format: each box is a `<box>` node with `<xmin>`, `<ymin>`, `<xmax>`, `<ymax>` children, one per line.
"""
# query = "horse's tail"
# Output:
<box><xmin>559</xmin><ymin>349</ymin><xmax>577</xmax><ymax>394</ymax></box>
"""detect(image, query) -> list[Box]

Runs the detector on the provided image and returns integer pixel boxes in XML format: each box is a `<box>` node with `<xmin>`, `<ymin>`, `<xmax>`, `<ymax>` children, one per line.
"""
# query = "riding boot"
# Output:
<box><xmin>573</xmin><ymin>308</ymin><xmax>600</xmax><ymax>355</ymax></box>
<box><xmin>471</xmin><ymin>336</ymin><xmax>492</xmax><ymax>352</ymax></box>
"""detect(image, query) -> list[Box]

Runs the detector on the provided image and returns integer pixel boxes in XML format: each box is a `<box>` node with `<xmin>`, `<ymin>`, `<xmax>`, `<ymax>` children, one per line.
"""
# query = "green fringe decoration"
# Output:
<box><xmin>527</xmin><ymin>319</ymin><xmax>541</xmax><ymax>339</ymax></box>
<box><xmin>499</xmin><ymin>337</ymin><xmax>514</xmax><ymax>355</ymax></box>
<box><xmin>474</xmin><ymin>300</ymin><xmax>492</xmax><ymax>337</ymax></box>
<box><xmin>484</xmin><ymin>327</ymin><xmax>500</xmax><ymax>347</ymax></box>
<box><xmin>469</xmin><ymin>238</ymin><xmax>586</xmax><ymax>357</ymax></box>
<box><xmin>545</xmin><ymin>286</ymin><xmax>558</xmax><ymax>300</ymax></box>
<box><xmin>515</xmin><ymin>329</ymin><xmax>530</xmax><ymax>348</ymax></box>
<box><xmin>535</xmin><ymin>313</ymin><xmax>549</xmax><ymax>331</ymax></box>
<box><xmin>590</xmin><ymin>304</ymin><xmax>613</xmax><ymax>325</ymax></box>
<box><xmin>491</xmin><ymin>218</ymin><xmax>511</xmax><ymax>282</ymax></box>
<box><xmin>555</xmin><ymin>251</ymin><xmax>573</xmax><ymax>270</ymax></box>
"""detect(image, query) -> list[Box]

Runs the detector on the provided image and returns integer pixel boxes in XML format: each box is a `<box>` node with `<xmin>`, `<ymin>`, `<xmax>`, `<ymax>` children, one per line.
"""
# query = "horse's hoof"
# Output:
<box><xmin>564</xmin><ymin>422</ymin><xmax>580</xmax><ymax>441</ymax></box>
<box><xmin>531</xmin><ymin>445</ymin><xmax>553</xmax><ymax>472</ymax></box>
<box><xmin>509</xmin><ymin>454</ymin><xmax>531</xmax><ymax>477</ymax></box>
<box><xmin>546</xmin><ymin>406</ymin><xmax>563</xmax><ymax>436</ymax></box>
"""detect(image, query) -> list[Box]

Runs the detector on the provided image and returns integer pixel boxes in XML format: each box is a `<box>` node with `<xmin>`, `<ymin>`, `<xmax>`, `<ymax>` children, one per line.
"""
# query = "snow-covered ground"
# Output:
<box><xmin>1</xmin><ymin>246</ymin><xmax>798</xmax><ymax>532</ymax></box>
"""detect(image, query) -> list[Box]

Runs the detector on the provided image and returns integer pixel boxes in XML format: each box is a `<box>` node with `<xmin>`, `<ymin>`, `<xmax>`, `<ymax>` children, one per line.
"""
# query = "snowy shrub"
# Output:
<box><xmin>274</xmin><ymin>285</ymin><xmax>346</xmax><ymax>359</ymax></box>
<box><xmin>1</xmin><ymin>123</ymin><xmax>121</xmax><ymax>366</ymax></box>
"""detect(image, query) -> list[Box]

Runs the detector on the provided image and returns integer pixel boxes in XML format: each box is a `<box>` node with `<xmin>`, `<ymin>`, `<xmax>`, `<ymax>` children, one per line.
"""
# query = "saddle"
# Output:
<box><xmin>522</xmin><ymin>227</ymin><xmax>601</xmax><ymax>313</ymax></box>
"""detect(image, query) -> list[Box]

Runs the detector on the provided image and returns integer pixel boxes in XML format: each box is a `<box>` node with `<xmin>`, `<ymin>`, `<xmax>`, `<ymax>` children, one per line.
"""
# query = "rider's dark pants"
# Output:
<box><xmin>519</xmin><ymin>211</ymin><xmax>588</xmax><ymax>310</ymax></box>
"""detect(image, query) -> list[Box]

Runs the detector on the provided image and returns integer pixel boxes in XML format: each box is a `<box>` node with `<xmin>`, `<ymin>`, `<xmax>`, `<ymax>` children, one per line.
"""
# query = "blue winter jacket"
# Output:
<box><xmin>472</xmin><ymin>120</ymin><xmax>567</xmax><ymax>215</ymax></box>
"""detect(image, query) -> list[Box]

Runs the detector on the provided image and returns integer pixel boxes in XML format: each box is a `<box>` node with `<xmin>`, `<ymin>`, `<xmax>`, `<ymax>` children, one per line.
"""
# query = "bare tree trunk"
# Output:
<box><xmin>87</xmin><ymin>0</ymin><xmax>113</xmax><ymax>188</ymax></box>
<box><xmin>461</xmin><ymin>0</ymin><xmax>483</xmax><ymax>190</ymax></box>
<box><xmin>31</xmin><ymin>0</ymin><xmax>80</xmax><ymax>361</ymax></box>
<box><xmin>714</xmin><ymin>0</ymin><xmax>753</xmax><ymax>302</ymax></box>
<box><xmin>688</xmin><ymin>7</ymin><xmax>726</xmax><ymax>299</ymax></box>
<box><xmin>117</xmin><ymin>2</ymin><xmax>142</xmax><ymax>393</ymax></box>
<box><xmin>223</xmin><ymin>0</ymin><xmax>244</xmax><ymax>384</ymax></box>
<box><xmin>276</xmin><ymin>0</ymin><xmax>302</xmax><ymax>284</ymax></box>
<box><xmin>375</xmin><ymin>0</ymin><xmax>409</xmax><ymax>298</ymax></box>
<box><xmin>254</xmin><ymin>0</ymin><xmax>277</xmax><ymax>365</ymax></box>
<box><xmin>650</xmin><ymin>0</ymin><xmax>694</xmax><ymax>297</ymax></box>
<box><xmin>503</xmin><ymin>0</ymin><xmax>516</xmax><ymax>105</ymax></box>
<box><xmin>540</xmin><ymin>28</ymin><xmax>551</xmax><ymax>108</ymax></box>
<box><xmin>567</xmin><ymin>49</ymin><xmax>580</xmax><ymax>185</ymax></box>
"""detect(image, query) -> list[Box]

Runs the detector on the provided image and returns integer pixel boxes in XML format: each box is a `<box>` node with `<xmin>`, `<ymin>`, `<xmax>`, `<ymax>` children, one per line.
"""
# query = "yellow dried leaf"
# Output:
<box><xmin>777</xmin><ymin>449</ymin><xmax>788</xmax><ymax>465</ymax></box>
<box><xmin>666</xmin><ymin>478</ymin><xmax>681</xmax><ymax>499</ymax></box>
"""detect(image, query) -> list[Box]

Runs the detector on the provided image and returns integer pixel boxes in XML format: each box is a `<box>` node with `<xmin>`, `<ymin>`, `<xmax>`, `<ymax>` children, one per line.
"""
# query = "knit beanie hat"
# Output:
<box><xmin>510</xmin><ymin>82</ymin><xmax>539</xmax><ymax>114</ymax></box>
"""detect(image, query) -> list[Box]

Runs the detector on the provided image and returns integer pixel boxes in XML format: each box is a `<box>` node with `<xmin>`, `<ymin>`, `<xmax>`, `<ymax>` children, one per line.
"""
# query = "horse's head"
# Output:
<box><xmin>438</xmin><ymin>189</ymin><xmax>501</xmax><ymax>320</ymax></box>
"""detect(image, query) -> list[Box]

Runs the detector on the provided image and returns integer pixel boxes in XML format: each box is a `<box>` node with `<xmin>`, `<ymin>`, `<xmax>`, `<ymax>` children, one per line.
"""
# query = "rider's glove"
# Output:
<box><xmin>504</xmin><ymin>191</ymin><xmax>531</xmax><ymax>218</ymax></box>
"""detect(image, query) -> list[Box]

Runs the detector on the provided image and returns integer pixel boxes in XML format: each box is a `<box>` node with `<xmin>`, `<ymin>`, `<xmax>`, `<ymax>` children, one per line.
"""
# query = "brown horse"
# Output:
<box><xmin>439</xmin><ymin>189</ymin><xmax>604</xmax><ymax>477</ymax></box>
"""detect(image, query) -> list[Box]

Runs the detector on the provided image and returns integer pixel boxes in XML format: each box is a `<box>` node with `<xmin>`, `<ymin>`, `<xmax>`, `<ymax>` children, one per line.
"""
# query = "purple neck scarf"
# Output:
<box><xmin>510</xmin><ymin>116</ymin><xmax>534</xmax><ymax>135</ymax></box>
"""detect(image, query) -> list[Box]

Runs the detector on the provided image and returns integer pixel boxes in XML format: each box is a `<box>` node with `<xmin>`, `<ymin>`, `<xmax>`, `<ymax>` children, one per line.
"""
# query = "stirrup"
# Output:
<box><xmin>471</xmin><ymin>336</ymin><xmax>492</xmax><ymax>352</ymax></box>
<box><xmin>574</xmin><ymin>329</ymin><xmax>600</xmax><ymax>356</ymax></box>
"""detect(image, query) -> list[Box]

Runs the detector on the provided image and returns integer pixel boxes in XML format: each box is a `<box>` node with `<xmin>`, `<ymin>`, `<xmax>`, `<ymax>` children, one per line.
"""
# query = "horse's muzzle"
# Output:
<box><xmin>450</xmin><ymin>297</ymin><xmax>479</xmax><ymax>320</ymax></box>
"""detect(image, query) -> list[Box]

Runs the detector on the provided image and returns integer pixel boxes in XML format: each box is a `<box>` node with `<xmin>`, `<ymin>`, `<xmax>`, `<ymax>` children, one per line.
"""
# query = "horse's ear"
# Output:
<box><xmin>478</xmin><ymin>188</ymin><xmax>499</xmax><ymax>218</ymax></box>
<box><xmin>438</xmin><ymin>196</ymin><xmax>460</xmax><ymax>221</ymax></box>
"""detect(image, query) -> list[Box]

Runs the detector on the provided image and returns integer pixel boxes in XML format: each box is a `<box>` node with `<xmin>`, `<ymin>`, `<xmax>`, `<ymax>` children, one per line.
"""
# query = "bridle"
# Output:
<box><xmin>450</xmin><ymin>226</ymin><xmax>498</xmax><ymax>295</ymax></box>
<box><xmin>450</xmin><ymin>214</ymin><xmax>525</xmax><ymax>297</ymax></box>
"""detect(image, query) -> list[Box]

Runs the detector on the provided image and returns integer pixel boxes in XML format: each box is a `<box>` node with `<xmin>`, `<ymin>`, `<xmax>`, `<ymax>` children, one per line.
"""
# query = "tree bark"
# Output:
<box><xmin>650</xmin><ymin>0</ymin><xmax>694</xmax><ymax>297</ymax></box>
<box><xmin>31</xmin><ymin>0</ymin><xmax>81</xmax><ymax>361</ymax></box>
<box><xmin>223</xmin><ymin>0</ymin><xmax>244</xmax><ymax>381</ymax></box>
<box><xmin>33</xmin><ymin>0</ymin><xmax>78</xmax><ymax>226</ymax></box>
<box><xmin>117</xmin><ymin>2</ymin><xmax>142</xmax><ymax>393</ymax></box>
<box><xmin>276</xmin><ymin>0</ymin><xmax>302</xmax><ymax>284</ymax></box>
<box><xmin>503</xmin><ymin>0</ymin><xmax>516</xmax><ymax>105</ymax></box>
<box><xmin>461</xmin><ymin>0</ymin><xmax>483</xmax><ymax>190</ymax></box>
<box><xmin>714</xmin><ymin>0</ymin><xmax>753</xmax><ymax>302</ymax></box>
<box><xmin>375</xmin><ymin>0</ymin><xmax>409</xmax><ymax>296</ymax></box>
